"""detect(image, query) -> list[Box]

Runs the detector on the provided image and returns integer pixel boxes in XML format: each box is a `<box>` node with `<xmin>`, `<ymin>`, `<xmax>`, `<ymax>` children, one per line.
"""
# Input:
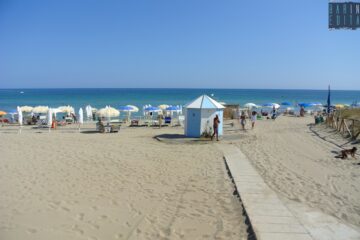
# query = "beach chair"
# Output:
<box><xmin>164</xmin><ymin>116</ymin><xmax>171</xmax><ymax>124</ymax></box>
<box><xmin>110</xmin><ymin>124</ymin><xmax>120</xmax><ymax>133</ymax></box>
<box><xmin>178</xmin><ymin>116</ymin><xmax>185</xmax><ymax>127</ymax></box>
<box><xmin>96</xmin><ymin>122</ymin><xmax>105</xmax><ymax>133</ymax></box>
<box><xmin>130</xmin><ymin>119</ymin><xmax>139</xmax><ymax>126</ymax></box>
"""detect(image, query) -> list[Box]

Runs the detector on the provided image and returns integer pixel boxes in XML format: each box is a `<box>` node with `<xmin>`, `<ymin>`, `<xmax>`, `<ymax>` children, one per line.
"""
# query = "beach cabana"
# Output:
<box><xmin>32</xmin><ymin>106</ymin><xmax>49</xmax><ymax>114</ymax></box>
<box><xmin>20</xmin><ymin>106</ymin><xmax>33</xmax><ymax>112</ymax></box>
<box><xmin>184</xmin><ymin>95</ymin><xmax>225</xmax><ymax>138</ymax></box>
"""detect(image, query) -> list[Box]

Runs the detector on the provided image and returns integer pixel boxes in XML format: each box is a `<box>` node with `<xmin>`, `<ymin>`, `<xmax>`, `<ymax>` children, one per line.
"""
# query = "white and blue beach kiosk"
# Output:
<box><xmin>184</xmin><ymin>95</ymin><xmax>225</xmax><ymax>138</ymax></box>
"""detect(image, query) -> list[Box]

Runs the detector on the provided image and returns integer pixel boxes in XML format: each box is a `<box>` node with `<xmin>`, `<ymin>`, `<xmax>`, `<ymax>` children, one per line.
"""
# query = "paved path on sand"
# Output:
<box><xmin>218</xmin><ymin>143</ymin><xmax>360</xmax><ymax>240</ymax></box>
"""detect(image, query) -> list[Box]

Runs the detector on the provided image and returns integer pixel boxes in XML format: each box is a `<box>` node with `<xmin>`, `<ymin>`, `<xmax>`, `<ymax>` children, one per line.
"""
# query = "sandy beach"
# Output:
<box><xmin>1</xmin><ymin>115</ymin><xmax>360</xmax><ymax>239</ymax></box>
<box><xmin>229</xmin><ymin>116</ymin><xmax>360</xmax><ymax>227</ymax></box>
<box><xmin>0</xmin><ymin>125</ymin><xmax>247</xmax><ymax>240</ymax></box>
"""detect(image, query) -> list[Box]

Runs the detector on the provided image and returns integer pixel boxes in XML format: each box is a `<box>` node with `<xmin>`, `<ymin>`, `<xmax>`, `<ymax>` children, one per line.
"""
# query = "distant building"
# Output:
<box><xmin>184</xmin><ymin>95</ymin><xmax>225</xmax><ymax>138</ymax></box>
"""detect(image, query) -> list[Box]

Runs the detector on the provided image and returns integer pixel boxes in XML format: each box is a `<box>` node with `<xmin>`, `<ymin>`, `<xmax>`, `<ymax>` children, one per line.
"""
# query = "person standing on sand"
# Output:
<box><xmin>240</xmin><ymin>111</ymin><xmax>246</xmax><ymax>130</ymax></box>
<box><xmin>158</xmin><ymin>113</ymin><xmax>163</xmax><ymax>129</ymax></box>
<box><xmin>300</xmin><ymin>106</ymin><xmax>305</xmax><ymax>117</ymax></box>
<box><xmin>211</xmin><ymin>114</ymin><xmax>220</xmax><ymax>141</ymax></box>
<box><xmin>251</xmin><ymin>111</ymin><xmax>257</xmax><ymax>129</ymax></box>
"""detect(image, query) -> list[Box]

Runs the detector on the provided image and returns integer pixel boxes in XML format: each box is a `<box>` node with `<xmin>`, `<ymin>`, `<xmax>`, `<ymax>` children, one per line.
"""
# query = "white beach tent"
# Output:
<box><xmin>58</xmin><ymin>105</ymin><xmax>75</xmax><ymax>114</ymax></box>
<box><xmin>33</xmin><ymin>106</ymin><xmax>49</xmax><ymax>114</ymax></box>
<box><xmin>184</xmin><ymin>95</ymin><xmax>225</xmax><ymax>138</ymax></box>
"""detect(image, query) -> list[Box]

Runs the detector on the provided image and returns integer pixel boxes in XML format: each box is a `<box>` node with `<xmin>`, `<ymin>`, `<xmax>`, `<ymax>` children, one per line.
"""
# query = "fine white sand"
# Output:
<box><xmin>229</xmin><ymin>116</ymin><xmax>360</xmax><ymax>227</ymax></box>
<box><xmin>0</xmin><ymin>125</ymin><xmax>247</xmax><ymax>240</ymax></box>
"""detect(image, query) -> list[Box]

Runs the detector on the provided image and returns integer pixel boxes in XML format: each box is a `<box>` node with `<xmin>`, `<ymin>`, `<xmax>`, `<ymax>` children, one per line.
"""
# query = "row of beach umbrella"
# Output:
<box><xmin>243</xmin><ymin>102</ymin><xmax>323</xmax><ymax>109</ymax></box>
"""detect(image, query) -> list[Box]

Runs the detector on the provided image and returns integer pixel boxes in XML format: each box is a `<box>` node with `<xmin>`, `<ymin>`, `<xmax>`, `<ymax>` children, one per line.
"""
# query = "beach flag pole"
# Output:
<box><xmin>327</xmin><ymin>85</ymin><xmax>331</xmax><ymax>114</ymax></box>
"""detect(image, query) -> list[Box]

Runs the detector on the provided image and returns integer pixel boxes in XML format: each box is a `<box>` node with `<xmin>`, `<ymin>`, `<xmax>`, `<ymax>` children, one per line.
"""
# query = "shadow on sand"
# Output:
<box><xmin>154</xmin><ymin>134</ymin><xmax>213</xmax><ymax>144</ymax></box>
<box><xmin>155</xmin><ymin>134</ymin><xmax>188</xmax><ymax>139</ymax></box>
<box><xmin>80</xmin><ymin>130</ymin><xmax>100</xmax><ymax>134</ymax></box>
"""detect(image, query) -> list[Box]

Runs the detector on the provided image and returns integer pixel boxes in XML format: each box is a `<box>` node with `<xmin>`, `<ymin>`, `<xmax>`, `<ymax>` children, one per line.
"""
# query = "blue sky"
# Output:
<box><xmin>0</xmin><ymin>0</ymin><xmax>359</xmax><ymax>89</ymax></box>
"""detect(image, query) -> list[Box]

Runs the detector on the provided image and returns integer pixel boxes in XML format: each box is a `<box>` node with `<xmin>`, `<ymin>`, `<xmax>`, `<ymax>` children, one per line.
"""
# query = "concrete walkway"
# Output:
<box><xmin>218</xmin><ymin>144</ymin><xmax>360</xmax><ymax>240</ymax></box>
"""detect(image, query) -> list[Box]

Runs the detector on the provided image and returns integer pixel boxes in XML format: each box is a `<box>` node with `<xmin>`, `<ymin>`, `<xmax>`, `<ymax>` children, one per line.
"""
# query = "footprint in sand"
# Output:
<box><xmin>114</xmin><ymin>233</ymin><xmax>123</xmax><ymax>239</ymax></box>
<box><xmin>27</xmin><ymin>228</ymin><xmax>37</xmax><ymax>234</ymax></box>
<box><xmin>72</xmin><ymin>224</ymin><xmax>84</xmax><ymax>235</ymax></box>
<box><xmin>61</xmin><ymin>206</ymin><xmax>70</xmax><ymax>212</ymax></box>
<box><xmin>76</xmin><ymin>213</ymin><xmax>85</xmax><ymax>221</ymax></box>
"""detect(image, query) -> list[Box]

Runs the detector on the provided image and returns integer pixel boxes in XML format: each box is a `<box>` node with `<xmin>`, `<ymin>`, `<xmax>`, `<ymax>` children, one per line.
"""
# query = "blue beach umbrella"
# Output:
<box><xmin>119</xmin><ymin>106</ymin><xmax>134</xmax><ymax>111</ymax></box>
<box><xmin>298</xmin><ymin>103</ymin><xmax>312</xmax><ymax>108</ymax></box>
<box><xmin>298</xmin><ymin>103</ymin><xmax>319</xmax><ymax>108</ymax></box>
<box><xmin>119</xmin><ymin>105</ymin><xmax>139</xmax><ymax>120</ymax></box>
<box><xmin>144</xmin><ymin>106</ymin><xmax>161</xmax><ymax>112</ymax></box>
<box><xmin>262</xmin><ymin>103</ymin><xmax>274</xmax><ymax>107</ymax></box>
<box><xmin>262</xmin><ymin>103</ymin><xmax>280</xmax><ymax>108</ymax></box>
<box><xmin>351</xmin><ymin>102</ymin><xmax>359</xmax><ymax>107</ymax></box>
<box><xmin>281</xmin><ymin>102</ymin><xmax>292</xmax><ymax>106</ymax></box>
<box><xmin>165</xmin><ymin>106</ymin><xmax>180</xmax><ymax>111</ymax></box>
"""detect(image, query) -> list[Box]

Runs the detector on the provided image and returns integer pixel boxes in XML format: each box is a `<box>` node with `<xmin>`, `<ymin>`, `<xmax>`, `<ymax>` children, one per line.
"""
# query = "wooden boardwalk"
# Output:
<box><xmin>219</xmin><ymin>144</ymin><xmax>360</xmax><ymax>240</ymax></box>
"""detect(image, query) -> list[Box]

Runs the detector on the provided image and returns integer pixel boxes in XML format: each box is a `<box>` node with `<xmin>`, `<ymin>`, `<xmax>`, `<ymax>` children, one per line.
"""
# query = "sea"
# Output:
<box><xmin>1</xmin><ymin>88</ymin><xmax>359</xmax><ymax>115</ymax></box>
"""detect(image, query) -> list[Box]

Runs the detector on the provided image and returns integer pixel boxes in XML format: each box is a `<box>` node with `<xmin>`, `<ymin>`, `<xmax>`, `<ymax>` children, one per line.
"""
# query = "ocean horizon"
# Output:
<box><xmin>1</xmin><ymin>88</ymin><xmax>359</xmax><ymax>114</ymax></box>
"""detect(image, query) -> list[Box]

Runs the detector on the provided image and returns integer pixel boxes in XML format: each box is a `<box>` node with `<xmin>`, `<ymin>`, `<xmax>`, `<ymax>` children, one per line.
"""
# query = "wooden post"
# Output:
<box><xmin>352</xmin><ymin>120</ymin><xmax>355</xmax><ymax>138</ymax></box>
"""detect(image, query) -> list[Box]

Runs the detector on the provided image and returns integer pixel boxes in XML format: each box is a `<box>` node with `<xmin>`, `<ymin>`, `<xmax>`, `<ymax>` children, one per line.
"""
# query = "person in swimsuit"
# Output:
<box><xmin>211</xmin><ymin>114</ymin><xmax>220</xmax><ymax>141</ymax></box>
<box><xmin>251</xmin><ymin>111</ymin><xmax>257</xmax><ymax>129</ymax></box>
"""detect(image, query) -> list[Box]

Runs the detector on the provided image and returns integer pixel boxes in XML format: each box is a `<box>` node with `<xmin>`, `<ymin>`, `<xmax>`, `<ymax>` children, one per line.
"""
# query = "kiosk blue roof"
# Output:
<box><xmin>185</xmin><ymin>95</ymin><xmax>225</xmax><ymax>109</ymax></box>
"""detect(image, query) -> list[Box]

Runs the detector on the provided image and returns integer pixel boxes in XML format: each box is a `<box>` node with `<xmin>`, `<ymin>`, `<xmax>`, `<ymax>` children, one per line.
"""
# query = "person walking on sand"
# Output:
<box><xmin>211</xmin><ymin>114</ymin><xmax>220</xmax><ymax>141</ymax></box>
<box><xmin>240</xmin><ymin>111</ymin><xmax>246</xmax><ymax>130</ymax></box>
<box><xmin>158</xmin><ymin>113</ymin><xmax>163</xmax><ymax>129</ymax></box>
<box><xmin>251</xmin><ymin>111</ymin><xmax>257</xmax><ymax>129</ymax></box>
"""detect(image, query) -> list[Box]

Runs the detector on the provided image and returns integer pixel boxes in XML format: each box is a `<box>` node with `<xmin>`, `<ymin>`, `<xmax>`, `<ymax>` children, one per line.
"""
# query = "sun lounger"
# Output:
<box><xmin>65</xmin><ymin>117</ymin><xmax>73</xmax><ymax>124</ymax></box>
<box><xmin>0</xmin><ymin>119</ymin><xmax>9</xmax><ymax>124</ymax></box>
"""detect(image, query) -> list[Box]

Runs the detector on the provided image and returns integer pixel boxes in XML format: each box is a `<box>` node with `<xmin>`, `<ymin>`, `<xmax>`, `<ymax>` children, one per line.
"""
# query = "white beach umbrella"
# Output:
<box><xmin>273</xmin><ymin>103</ymin><xmax>280</xmax><ymax>109</ymax></box>
<box><xmin>58</xmin><ymin>105</ymin><xmax>75</xmax><ymax>114</ymax></box>
<box><xmin>17</xmin><ymin>106</ymin><xmax>23</xmax><ymax>126</ymax></box>
<box><xmin>51</xmin><ymin>108</ymin><xmax>62</xmax><ymax>114</ymax></box>
<box><xmin>262</xmin><ymin>103</ymin><xmax>280</xmax><ymax>109</ymax></box>
<box><xmin>33</xmin><ymin>106</ymin><xmax>49</xmax><ymax>114</ymax></box>
<box><xmin>97</xmin><ymin>106</ymin><xmax>120</xmax><ymax>121</ymax></box>
<box><xmin>126</xmin><ymin>105</ymin><xmax>139</xmax><ymax>112</ymax></box>
<box><xmin>78</xmin><ymin>108</ymin><xmax>84</xmax><ymax>124</ymax></box>
<box><xmin>244</xmin><ymin>103</ymin><xmax>259</xmax><ymax>109</ymax></box>
<box><xmin>158</xmin><ymin>104</ymin><xmax>169</xmax><ymax>110</ymax></box>
<box><xmin>20</xmin><ymin>106</ymin><xmax>33</xmax><ymax>112</ymax></box>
